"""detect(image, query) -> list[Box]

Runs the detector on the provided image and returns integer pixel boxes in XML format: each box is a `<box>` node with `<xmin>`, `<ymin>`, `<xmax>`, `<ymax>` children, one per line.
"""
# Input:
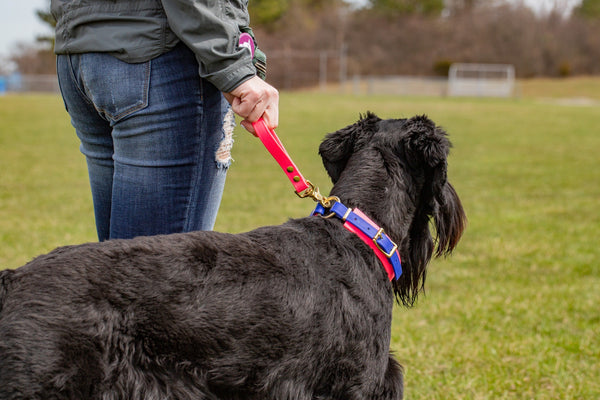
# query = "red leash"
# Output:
<box><xmin>252</xmin><ymin>118</ymin><xmax>337</xmax><ymax>208</ymax></box>
<box><xmin>251</xmin><ymin>119</ymin><xmax>310</xmax><ymax>194</ymax></box>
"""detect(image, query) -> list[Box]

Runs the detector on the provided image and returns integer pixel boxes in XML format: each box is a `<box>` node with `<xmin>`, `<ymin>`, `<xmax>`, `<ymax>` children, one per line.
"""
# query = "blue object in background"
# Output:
<box><xmin>7</xmin><ymin>72</ymin><xmax>23</xmax><ymax>92</ymax></box>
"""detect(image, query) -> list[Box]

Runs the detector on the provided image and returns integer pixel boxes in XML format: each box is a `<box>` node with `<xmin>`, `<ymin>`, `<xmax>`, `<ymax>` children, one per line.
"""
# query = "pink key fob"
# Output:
<box><xmin>239</xmin><ymin>33</ymin><xmax>255</xmax><ymax>58</ymax></box>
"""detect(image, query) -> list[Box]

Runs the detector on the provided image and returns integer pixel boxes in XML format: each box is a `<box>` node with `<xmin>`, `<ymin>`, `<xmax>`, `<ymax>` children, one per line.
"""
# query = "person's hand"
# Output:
<box><xmin>223</xmin><ymin>76</ymin><xmax>279</xmax><ymax>135</ymax></box>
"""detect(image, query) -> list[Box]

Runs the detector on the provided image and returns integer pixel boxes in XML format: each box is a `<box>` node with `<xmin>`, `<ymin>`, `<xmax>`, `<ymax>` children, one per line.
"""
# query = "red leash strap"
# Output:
<box><xmin>252</xmin><ymin>118</ymin><xmax>310</xmax><ymax>194</ymax></box>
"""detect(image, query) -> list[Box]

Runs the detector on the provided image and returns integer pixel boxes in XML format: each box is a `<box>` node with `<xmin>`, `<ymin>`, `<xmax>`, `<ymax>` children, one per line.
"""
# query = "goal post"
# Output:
<box><xmin>448</xmin><ymin>63</ymin><xmax>515</xmax><ymax>97</ymax></box>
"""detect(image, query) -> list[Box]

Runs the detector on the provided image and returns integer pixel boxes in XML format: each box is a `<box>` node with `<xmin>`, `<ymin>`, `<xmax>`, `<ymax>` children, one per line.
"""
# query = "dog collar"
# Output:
<box><xmin>313</xmin><ymin>202</ymin><xmax>402</xmax><ymax>281</ymax></box>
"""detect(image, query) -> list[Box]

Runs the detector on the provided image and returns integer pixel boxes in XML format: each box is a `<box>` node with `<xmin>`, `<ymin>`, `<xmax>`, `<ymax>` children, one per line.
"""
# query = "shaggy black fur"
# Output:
<box><xmin>0</xmin><ymin>113</ymin><xmax>466</xmax><ymax>400</ymax></box>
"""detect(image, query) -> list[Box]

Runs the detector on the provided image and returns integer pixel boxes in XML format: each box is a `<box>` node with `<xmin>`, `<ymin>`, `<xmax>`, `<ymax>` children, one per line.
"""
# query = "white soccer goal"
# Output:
<box><xmin>448</xmin><ymin>63</ymin><xmax>515</xmax><ymax>98</ymax></box>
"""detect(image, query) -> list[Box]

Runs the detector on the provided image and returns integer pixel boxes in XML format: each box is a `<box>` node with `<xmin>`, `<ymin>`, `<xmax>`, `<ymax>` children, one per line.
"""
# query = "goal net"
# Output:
<box><xmin>448</xmin><ymin>63</ymin><xmax>515</xmax><ymax>97</ymax></box>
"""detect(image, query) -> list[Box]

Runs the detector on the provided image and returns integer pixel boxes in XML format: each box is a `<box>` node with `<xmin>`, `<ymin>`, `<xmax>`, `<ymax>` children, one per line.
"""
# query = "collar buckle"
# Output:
<box><xmin>373</xmin><ymin>228</ymin><xmax>398</xmax><ymax>258</ymax></box>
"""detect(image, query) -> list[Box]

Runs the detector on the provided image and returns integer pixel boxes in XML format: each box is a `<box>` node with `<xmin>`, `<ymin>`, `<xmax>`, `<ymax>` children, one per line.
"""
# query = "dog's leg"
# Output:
<box><xmin>363</xmin><ymin>356</ymin><xmax>404</xmax><ymax>400</ymax></box>
<box><xmin>331</xmin><ymin>356</ymin><xmax>404</xmax><ymax>400</ymax></box>
<box><xmin>381</xmin><ymin>356</ymin><xmax>404</xmax><ymax>400</ymax></box>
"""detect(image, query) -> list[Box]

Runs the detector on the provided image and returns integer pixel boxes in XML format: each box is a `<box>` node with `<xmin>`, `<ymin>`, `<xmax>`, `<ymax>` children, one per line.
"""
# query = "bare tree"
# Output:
<box><xmin>10</xmin><ymin>44</ymin><xmax>56</xmax><ymax>75</ymax></box>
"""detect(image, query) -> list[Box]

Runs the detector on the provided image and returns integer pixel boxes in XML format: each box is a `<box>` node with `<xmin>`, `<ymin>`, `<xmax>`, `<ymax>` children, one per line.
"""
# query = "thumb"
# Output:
<box><xmin>241</xmin><ymin>120</ymin><xmax>257</xmax><ymax>136</ymax></box>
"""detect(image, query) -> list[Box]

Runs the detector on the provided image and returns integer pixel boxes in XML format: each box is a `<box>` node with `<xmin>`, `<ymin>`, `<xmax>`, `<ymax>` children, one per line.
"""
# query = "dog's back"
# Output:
<box><xmin>0</xmin><ymin>226</ymin><xmax>403</xmax><ymax>400</ymax></box>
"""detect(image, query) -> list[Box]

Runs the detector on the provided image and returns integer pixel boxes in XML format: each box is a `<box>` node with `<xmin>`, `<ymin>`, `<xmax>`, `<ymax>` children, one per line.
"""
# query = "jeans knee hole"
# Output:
<box><xmin>216</xmin><ymin>108</ymin><xmax>235</xmax><ymax>168</ymax></box>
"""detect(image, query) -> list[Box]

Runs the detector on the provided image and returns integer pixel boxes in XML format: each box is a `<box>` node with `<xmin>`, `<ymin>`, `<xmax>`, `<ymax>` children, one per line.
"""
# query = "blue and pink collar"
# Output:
<box><xmin>313</xmin><ymin>202</ymin><xmax>402</xmax><ymax>281</ymax></box>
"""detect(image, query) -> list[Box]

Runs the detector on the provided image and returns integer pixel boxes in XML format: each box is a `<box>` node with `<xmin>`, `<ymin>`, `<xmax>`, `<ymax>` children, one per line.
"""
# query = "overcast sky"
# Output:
<box><xmin>0</xmin><ymin>0</ymin><xmax>581</xmax><ymax>60</ymax></box>
<box><xmin>1</xmin><ymin>0</ymin><xmax>52</xmax><ymax>58</ymax></box>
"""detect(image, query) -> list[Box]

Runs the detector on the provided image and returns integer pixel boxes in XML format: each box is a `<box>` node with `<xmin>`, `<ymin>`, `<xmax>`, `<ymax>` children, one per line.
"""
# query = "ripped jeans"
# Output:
<box><xmin>57</xmin><ymin>43</ymin><xmax>233</xmax><ymax>241</ymax></box>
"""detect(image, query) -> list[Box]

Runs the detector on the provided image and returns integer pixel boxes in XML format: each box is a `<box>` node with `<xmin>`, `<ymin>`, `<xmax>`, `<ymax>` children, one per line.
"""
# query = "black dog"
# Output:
<box><xmin>0</xmin><ymin>113</ymin><xmax>465</xmax><ymax>400</ymax></box>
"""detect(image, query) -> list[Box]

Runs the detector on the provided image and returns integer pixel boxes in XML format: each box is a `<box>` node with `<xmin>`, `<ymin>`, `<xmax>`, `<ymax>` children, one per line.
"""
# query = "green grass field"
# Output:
<box><xmin>1</xmin><ymin>79</ymin><xmax>599</xmax><ymax>399</ymax></box>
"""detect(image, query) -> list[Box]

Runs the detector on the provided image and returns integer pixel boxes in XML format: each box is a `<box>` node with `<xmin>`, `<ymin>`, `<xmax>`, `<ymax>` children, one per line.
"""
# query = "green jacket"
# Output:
<box><xmin>51</xmin><ymin>0</ymin><xmax>256</xmax><ymax>92</ymax></box>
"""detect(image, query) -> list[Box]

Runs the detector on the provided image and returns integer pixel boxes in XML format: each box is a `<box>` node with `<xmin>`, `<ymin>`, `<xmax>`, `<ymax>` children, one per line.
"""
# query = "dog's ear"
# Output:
<box><xmin>319</xmin><ymin>113</ymin><xmax>381</xmax><ymax>183</ymax></box>
<box><xmin>404</xmin><ymin>117</ymin><xmax>466</xmax><ymax>256</ymax></box>
<box><xmin>433</xmin><ymin>182</ymin><xmax>466</xmax><ymax>257</ymax></box>
<box><xmin>393</xmin><ymin>117</ymin><xmax>466</xmax><ymax>306</ymax></box>
<box><xmin>408</xmin><ymin>119</ymin><xmax>466</xmax><ymax>256</ymax></box>
<box><xmin>401</xmin><ymin>115</ymin><xmax>450</xmax><ymax>173</ymax></box>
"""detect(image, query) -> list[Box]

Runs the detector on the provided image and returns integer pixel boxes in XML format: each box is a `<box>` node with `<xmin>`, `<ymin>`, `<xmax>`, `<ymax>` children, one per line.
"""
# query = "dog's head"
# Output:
<box><xmin>319</xmin><ymin>113</ymin><xmax>466</xmax><ymax>306</ymax></box>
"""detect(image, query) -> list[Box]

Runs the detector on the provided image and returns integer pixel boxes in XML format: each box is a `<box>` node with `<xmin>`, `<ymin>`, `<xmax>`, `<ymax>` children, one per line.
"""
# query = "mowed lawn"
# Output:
<box><xmin>1</xmin><ymin>80</ymin><xmax>599</xmax><ymax>399</ymax></box>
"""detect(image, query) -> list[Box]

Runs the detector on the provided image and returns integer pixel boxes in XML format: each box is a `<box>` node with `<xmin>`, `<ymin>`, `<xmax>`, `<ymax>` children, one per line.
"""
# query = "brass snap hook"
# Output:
<box><xmin>296</xmin><ymin>181</ymin><xmax>339</xmax><ymax>209</ymax></box>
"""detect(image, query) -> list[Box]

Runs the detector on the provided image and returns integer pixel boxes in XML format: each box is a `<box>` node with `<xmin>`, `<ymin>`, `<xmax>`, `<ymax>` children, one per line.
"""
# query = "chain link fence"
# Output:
<box><xmin>0</xmin><ymin>74</ymin><xmax>60</xmax><ymax>94</ymax></box>
<box><xmin>1</xmin><ymin>64</ymin><xmax>516</xmax><ymax>98</ymax></box>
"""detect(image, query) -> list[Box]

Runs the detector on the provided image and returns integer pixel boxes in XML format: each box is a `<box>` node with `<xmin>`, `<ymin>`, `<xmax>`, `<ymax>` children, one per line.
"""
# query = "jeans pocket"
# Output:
<box><xmin>79</xmin><ymin>53</ymin><xmax>151</xmax><ymax>123</ymax></box>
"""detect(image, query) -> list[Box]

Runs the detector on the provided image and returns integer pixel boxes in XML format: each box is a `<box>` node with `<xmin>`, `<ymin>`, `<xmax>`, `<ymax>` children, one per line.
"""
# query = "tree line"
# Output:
<box><xmin>252</xmin><ymin>0</ymin><xmax>600</xmax><ymax>87</ymax></box>
<box><xmin>7</xmin><ymin>0</ymin><xmax>600</xmax><ymax>89</ymax></box>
